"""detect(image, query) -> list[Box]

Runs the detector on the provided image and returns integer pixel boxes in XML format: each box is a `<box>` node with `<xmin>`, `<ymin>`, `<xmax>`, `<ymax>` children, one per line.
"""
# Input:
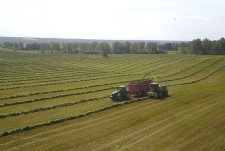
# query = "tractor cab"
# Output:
<box><xmin>150</xmin><ymin>83</ymin><xmax>160</xmax><ymax>92</ymax></box>
<box><xmin>117</xmin><ymin>86</ymin><xmax>127</xmax><ymax>92</ymax></box>
<box><xmin>110</xmin><ymin>86</ymin><xmax>130</xmax><ymax>101</ymax></box>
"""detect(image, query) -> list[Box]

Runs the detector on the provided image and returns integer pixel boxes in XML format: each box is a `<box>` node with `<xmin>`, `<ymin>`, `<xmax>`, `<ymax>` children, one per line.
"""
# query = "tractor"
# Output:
<box><xmin>141</xmin><ymin>73</ymin><xmax>168</xmax><ymax>99</ymax></box>
<box><xmin>148</xmin><ymin>83</ymin><xmax>168</xmax><ymax>99</ymax></box>
<box><xmin>110</xmin><ymin>86</ymin><xmax>131</xmax><ymax>101</ymax></box>
<box><xmin>110</xmin><ymin>73</ymin><xmax>169</xmax><ymax>101</ymax></box>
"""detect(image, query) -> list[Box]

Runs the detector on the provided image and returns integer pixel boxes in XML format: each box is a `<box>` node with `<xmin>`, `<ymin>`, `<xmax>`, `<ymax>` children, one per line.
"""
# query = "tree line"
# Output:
<box><xmin>179</xmin><ymin>38</ymin><xmax>225</xmax><ymax>55</ymax></box>
<box><xmin>0</xmin><ymin>41</ymin><xmax>178</xmax><ymax>54</ymax></box>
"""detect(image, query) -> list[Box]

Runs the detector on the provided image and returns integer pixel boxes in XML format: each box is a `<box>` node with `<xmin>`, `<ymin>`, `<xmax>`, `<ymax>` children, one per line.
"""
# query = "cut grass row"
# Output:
<box><xmin>0</xmin><ymin>57</ymin><xmax>173</xmax><ymax>86</ymax></box>
<box><xmin>0</xmin><ymin>64</ymin><xmax>223</xmax><ymax>135</ymax></box>
<box><xmin>160</xmin><ymin>59</ymin><xmax>223</xmax><ymax>82</ymax></box>
<box><xmin>0</xmin><ymin>73</ymin><xmax>141</xmax><ymax>91</ymax></box>
<box><xmin>1</xmin><ymin>62</ymin><xmax>224</xmax><ymax>119</ymax></box>
<box><xmin>168</xmin><ymin>64</ymin><xmax>225</xmax><ymax>86</ymax></box>
<box><xmin>110</xmin><ymin>57</ymin><xmax>177</xmax><ymax>73</ymax></box>
<box><xmin>155</xmin><ymin>58</ymin><xmax>209</xmax><ymax>78</ymax></box>
<box><xmin>0</xmin><ymin>89</ymin><xmax>114</xmax><ymax>115</ymax></box>
<box><xmin>0</xmin><ymin>96</ymin><xmax>109</xmax><ymax>119</ymax></box>
<box><xmin>0</xmin><ymin>97</ymin><xmax>150</xmax><ymax>137</ymax></box>
<box><xmin>0</xmin><ymin>60</ymin><xmax>112</xmax><ymax>80</ymax></box>
<box><xmin>0</xmin><ymin>52</ymin><xmax>223</xmax><ymax>137</ymax></box>
<box><xmin>0</xmin><ymin>75</ymin><xmax>141</xmax><ymax>99</ymax></box>
<box><xmin>0</xmin><ymin>70</ymin><xmax>106</xmax><ymax>84</ymax></box>
<box><xmin>84</xmin><ymin>56</ymin><xmax>164</xmax><ymax>72</ymax></box>
<box><xmin>0</xmin><ymin>86</ymin><xmax>116</xmax><ymax>108</ymax></box>
<box><xmin>0</xmin><ymin>51</ymin><xmax>224</xmax><ymax>151</ymax></box>
<box><xmin>0</xmin><ymin>57</ymin><xmax>220</xmax><ymax>108</ymax></box>
<box><xmin>0</xmin><ymin>57</ymin><xmax>219</xmax><ymax>102</ymax></box>
<box><xmin>0</xmin><ymin>54</ymin><xmax>189</xmax><ymax>81</ymax></box>
<box><xmin>114</xmin><ymin>100</ymin><xmax>223</xmax><ymax>151</ymax></box>
<box><xmin>0</xmin><ymin>100</ymin><xmax>158</xmax><ymax>147</ymax></box>
<box><xmin>1</xmin><ymin>81</ymin><xmax>224</xmax><ymax>150</ymax></box>
<box><xmin>33</xmin><ymin>92</ymin><xmax>224</xmax><ymax>151</ymax></box>
<box><xmin>0</xmin><ymin>98</ymin><xmax>114</xmax><ymax>133</ymax></box>
<box><xmin>0</xmin><ymin>61</ymin><xmax>214</xmax><ymax>108</ymax></box>
<box><xmin>0</xmin><ymin>56</ymin><xmax>163</xmax><ymax>80</ymax></box>
<box><xmin>0</xmin><ymin>69</ymin><xmax>100</xmax><ymax>82</ymax></box>
<box><xmin>0</xmin><ymin>72</ymin><xmax>137</xmax><ymax>87</ymax></box>
<box><xmin>0</xmin><ymin>57</ymin><xmax>206</xmax><ymax>95</ymax></box>
<box><xmin>124</xmin><ymin>57</ymin><xmax>189</xmax><ymax>73</ymax></box>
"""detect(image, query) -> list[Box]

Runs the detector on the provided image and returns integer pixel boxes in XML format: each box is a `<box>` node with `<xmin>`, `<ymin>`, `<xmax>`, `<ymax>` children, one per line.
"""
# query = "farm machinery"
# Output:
<box><xmin>110</xmin><ymin>73</ymin><xmax>168</xmax><ymax>101</ymax></box>
<box><xmin>148</xmin><ymin>83</ymin><xmax>168</xmax><ymax>99</ymax></box>
<box><xmin>110</xmin><ymin>86</ymin><xmax>131</xmax><ymax>101</ymax></box>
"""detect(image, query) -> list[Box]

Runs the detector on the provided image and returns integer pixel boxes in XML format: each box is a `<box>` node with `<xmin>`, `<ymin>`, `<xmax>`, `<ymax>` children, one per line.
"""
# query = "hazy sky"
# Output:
<box><xmin>0</xmin><ymin>0</ymin><xmax>225</xmax><ymax>40</ymax></box>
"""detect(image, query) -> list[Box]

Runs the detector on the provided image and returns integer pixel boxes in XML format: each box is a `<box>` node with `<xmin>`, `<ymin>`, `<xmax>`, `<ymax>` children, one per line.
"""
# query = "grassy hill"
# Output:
<box><xmin>0</xmin><ymin>49</ymin><xmax>224</xmax><ymax>151</ymax></box>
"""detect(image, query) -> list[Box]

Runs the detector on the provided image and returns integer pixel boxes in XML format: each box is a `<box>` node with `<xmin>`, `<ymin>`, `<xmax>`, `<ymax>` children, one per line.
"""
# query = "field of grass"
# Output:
<box><xmin>0</xmin><ymin>49</ymin><xmax>224</xmax><ymax>151</ymax></box>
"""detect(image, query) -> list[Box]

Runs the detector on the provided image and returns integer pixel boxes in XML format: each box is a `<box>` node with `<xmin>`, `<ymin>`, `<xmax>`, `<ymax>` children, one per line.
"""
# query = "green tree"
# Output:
<box><xmin>201</xmin><ymin>38</ymin><xmax>211</xmax><ymax>55</ymax></box>
<box><xmin>18</xmin><ymin>42</ymin><xmax>24</xmax><ymax>50</ymax></box>
<box><xmin>13</xmin><ymin>43</ymin><xmax>20</xmax><ymax>50</ymax></box>
<box><xmin>112</xmin><ymin>41</ymin><xmax>131</xmax><ymax>54</ymax></box>
<box><xmin>216</xmin><ymin>38</ymin><xmax>225</xmax><ymax>54</ymax></box>
<box><xmin>25</xmin><ymin>43</ymin><xmax>40</xmax><ymax>50</ymax></box>
<box><xmin>178</xmin><ymin>42</ymin><xmax>189</xmax><ymax>54</ymax></box>
<box><xmin>146</xmin><ymin>42</ymin><xmax>157</xmax><ymax>54</ymax></box>
<box><xmin>137</xmin><ymin>42</ymin><xmax>145</xmax><ymax>53</ymax></box>
<box><xmin>3</xmin><ymin>42</ymin><xmax>14</xmax><ymax>49</ymax></box>
<box><xmin>72</xmin><ymin>43</ymin><xmax>79</xmax><ymax>53</ymax></box>
<box><xmin>40</xmin><ymin>43</ymin><xmax>51</xmax><ymax>52</ymax></box>
<box><xmin>112</xmin><ymin>42</ymin><xmax>121</xmax><ymax>54</ymax></box>
<box><xmin>90</xmin><ymin>42</ymin><xmax>98</xmax><ymax>54</ymax></box>
<box><xmin>51</xmin><ymin>42</ymin><xmax>61</xmax><ymax>52</ymax></box>
<box><xmin>67</xmin><ymin>43</ymin><xmax>74</xmax><ymax>53</ymax></box>
<box><xmin>190</xmin><ymin>39</ymin><xmax>202</xmax><ymax>54</ymax></box>
<box><xmin>78</xmin><ymin>42</ymin><xmax>88</xmax><ymax>54</ymax></box>
<box><xmin>130</xmin><ymin>42</ymin><xmax>137</xmax><ymax>54</ymax></box>
<box><xmin>62</xmin><ymin>43</ymin><xmax>67</xmax><ymax>53</ymax></box>
<box><xmin>161</xmin><ymin>43</ymin><xmax>172</xmax><ymax>51</ymax></box>
<box><xmin>125</xmin><ymin>41</ymin><xmax>131</xmax><ymax>53</ymax></box>
<box><xmin>97</xmin><ymin>42</ymin><xmax>111</xmax><ymax>57</ymax></box>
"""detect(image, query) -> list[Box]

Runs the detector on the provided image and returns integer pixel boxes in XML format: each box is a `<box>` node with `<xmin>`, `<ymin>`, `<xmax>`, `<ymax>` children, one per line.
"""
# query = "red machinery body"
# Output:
<box><xmin>128</xmin><ymin>80</ymin><xmax>153</xmax><ymax>95</ymax></box>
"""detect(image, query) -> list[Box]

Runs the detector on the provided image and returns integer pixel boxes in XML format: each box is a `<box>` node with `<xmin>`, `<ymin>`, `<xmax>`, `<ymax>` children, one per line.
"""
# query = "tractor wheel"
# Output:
<box><xmin>159</xmin><ymin>92</ymin><xmax>162</xmax><ymax>98</ymax></box>
<box><xmin>140</xmin><ymin>91</ymin><xmax>146</xmax><ymax>96</ymax></box>
<box><xmin>165</xmin><ymin>91</ymin><xmax>168</xmax><ymax>97</ymax></box>
<box><xmin>117</xmin><ymin>94</ymin><xmax>122</xmax><ymax>101</ymax></box>
<box><xmin>126</xmin><ymin>92</ymin><xmax>131</xmax><ymax>99</ymax></box>
<box><xmin>155</xmin><ymin>93</ymin><xmax>159</xmax><ymax>99</ymax></box>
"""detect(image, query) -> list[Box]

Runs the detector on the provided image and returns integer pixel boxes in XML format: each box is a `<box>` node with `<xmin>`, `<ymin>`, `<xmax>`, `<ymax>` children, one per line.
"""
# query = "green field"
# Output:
<box><xmin>0</xmin><ymin>49</ymin><xmax>224</xmax><ymax>151</ymax></box>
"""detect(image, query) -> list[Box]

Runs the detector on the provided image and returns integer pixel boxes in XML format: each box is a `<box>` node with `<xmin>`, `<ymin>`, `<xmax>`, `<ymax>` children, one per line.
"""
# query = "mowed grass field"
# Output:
<box><xmin>0</xmin><ymin>49</ymin><xmax>224</xmax><ymax>151</ymax></box>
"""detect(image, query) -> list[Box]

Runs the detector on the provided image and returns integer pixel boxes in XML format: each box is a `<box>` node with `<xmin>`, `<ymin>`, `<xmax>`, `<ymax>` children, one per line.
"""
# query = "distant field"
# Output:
<box><xmin>0</xmin><ymin>49</ymin><xmax>224</xmax><ymax>151</ymax></box>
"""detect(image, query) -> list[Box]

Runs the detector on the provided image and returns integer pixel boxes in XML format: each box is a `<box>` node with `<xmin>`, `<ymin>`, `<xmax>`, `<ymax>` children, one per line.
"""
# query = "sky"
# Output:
<box><xmin>0</xmin><ymin>0</ymin><xmax>225</xmax><ymax>41</ymax></box>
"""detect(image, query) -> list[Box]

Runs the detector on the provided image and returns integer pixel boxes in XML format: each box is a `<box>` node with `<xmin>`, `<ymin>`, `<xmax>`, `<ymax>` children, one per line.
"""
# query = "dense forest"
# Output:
<box><xmin>179</xmin><ymin>38</ymin><xmax>225</xmax><ymax>55</ymax></box>
<box><xmin>0</xmin><ymin>41</ymin><xmax>177</xmax><ymax>54</ymax></box>
<box><xmin>1</xmin><ymin>38</ymin><xmax>225</xmax><ymax>55</ymax></box>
